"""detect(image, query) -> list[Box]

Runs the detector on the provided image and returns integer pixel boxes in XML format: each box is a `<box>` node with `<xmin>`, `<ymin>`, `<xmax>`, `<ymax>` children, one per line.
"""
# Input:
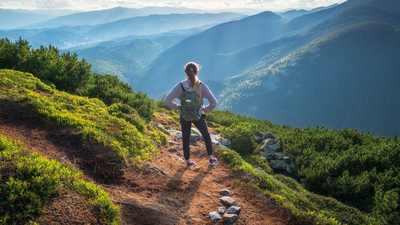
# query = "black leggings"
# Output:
<box><xmin>180</xmin><ymin>114</ymin><xmax>213</xmax><ymax>160</ymax></box>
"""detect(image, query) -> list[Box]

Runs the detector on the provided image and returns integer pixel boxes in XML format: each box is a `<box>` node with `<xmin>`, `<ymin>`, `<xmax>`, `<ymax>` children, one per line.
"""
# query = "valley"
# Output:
<box><xmin>1</xmin><ymin>1</ymin><xmax>400</xmax><ymax>224</ymax></box>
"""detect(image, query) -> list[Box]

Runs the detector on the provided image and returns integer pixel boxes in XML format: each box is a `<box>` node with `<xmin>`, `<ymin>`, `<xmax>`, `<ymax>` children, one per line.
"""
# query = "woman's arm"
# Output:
<box><xmin>201</xmin><ymin>83</ymin><xmax>218</xmax><ymax>112</ymax></box>
<box><xmin>163</xmin><ymin>83</ymin><xmax>182</xmax><ymax>110</ymax></box>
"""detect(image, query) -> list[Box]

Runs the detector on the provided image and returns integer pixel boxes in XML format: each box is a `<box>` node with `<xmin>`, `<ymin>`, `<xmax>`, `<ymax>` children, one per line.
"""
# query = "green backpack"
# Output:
<box><xmin>180</xmin><ymin>82</ymin><xmax>202</xmax><ymax>121</ymax></box>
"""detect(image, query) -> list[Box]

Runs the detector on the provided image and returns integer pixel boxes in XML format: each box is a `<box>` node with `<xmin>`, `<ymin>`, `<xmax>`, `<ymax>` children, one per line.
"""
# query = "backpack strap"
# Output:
<box><xmin>179</xmin><ymin>82</ymin><xmax>185</xmax><ymax>91</ymax></box>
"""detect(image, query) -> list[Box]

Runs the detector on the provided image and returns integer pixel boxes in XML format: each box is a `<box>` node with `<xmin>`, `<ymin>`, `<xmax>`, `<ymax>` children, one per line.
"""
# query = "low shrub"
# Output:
<box><xmin>221</xmin><ymin>123</ymin><xmax>257</xmax><ymax>155</ymax></box>
<box><xmin>0</xmin><ymin>135</ymin><xmax>120</xmax><ymax>224</ymax></box>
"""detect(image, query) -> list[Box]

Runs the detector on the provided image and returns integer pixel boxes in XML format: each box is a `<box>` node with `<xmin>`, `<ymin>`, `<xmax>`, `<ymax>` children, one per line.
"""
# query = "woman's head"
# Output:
<box><xmin>184</xmin><ymin>62</ymin><xmax>201</xmax><ymax>94</ymax></box>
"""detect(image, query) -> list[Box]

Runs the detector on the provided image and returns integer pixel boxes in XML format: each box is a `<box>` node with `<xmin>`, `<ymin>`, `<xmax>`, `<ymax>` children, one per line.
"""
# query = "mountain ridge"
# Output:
<box><xmin>23</xmin><ymin>6</ymin><xmax>209</xmax><ymax>29</ymax></box>
<box><xmin>219</xmin><ymin>22</ymin><xmax>400</xmax><ymax>137</ymax></box>
<box><xmin>132</xmin><ymin>11</ymin><xmax>287</xmax><ymax>98</ymax></box>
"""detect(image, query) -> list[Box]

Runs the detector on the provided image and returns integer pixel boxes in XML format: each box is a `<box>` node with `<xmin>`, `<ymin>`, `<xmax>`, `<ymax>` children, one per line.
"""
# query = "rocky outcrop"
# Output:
<box><xmin>213</xmin><ymin>134</ymin><xmax>232</xmax><ymax>146</ymax></box>
<box><xmin>257</xmin><ymin>131</ymin><xmax>293</xmax><ymax>173</ymax></box>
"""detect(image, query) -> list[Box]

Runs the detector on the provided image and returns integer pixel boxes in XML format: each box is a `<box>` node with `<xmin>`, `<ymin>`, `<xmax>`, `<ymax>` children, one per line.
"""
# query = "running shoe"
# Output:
<box><xmin>187</xmin><ymin>160</ymin><xmax>197</xmax><ymax>168</ymax></box>
<box><xmin>209</xmin><ymin>157</ymin><xmax>218</xmax><ymax>166</ymax></box>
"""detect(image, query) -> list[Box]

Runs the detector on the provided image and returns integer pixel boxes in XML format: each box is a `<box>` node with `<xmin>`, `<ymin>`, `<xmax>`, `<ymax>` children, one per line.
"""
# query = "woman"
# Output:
<box><xmin>164</xmin><ymin>62</ymin><xmax>218</xmax><ymax>168</ymax></box>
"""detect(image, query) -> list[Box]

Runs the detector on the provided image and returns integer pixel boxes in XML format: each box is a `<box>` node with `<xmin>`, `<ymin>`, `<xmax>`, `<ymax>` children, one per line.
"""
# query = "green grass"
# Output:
<box><xmin>215</xmin><ymin>147</ymin><xmax>376</xmax><ymax>225</ymax></box>
<box><xmin>0</xmin><ymin>69</ymin><xmax>167</xmax><ymax>166</ymax></box>
<box><xmin>206</xmin><ymin>109</ymin><xmax>400</xmax><ymax>224</ymax></box>
<box><xmin>0</xmin><ymin>134</ymin><xmax>120</xmax><ymax>224</ymax></box>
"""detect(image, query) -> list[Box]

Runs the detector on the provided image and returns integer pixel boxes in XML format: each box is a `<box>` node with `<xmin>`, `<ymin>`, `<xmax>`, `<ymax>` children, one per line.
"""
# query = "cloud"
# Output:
<box><xmin>252</xmin><ymin>0</ymin><xmax>276</xmax><ymax>3</ymax></box>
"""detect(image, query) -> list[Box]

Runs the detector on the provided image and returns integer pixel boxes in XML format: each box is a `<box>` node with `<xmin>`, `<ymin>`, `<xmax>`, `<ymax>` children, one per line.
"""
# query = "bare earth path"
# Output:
<box><xmin>0</xmin><ymin>101</ymin><xmax>294</xmax><ymax>225</ymax></box>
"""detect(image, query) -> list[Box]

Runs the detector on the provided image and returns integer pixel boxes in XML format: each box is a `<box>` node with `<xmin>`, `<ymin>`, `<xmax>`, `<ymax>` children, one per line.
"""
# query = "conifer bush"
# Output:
<box><xmin>221</xmin><ymin>122</ymin><xmax>257</xmax><ymax>155</ymax></box>
<box><xmin>0</xmin><ymin>135</ymin><xmax>120</xmax><ymax>224</ymax></box>
<box><xmin>0</xmin><ymin>38</ymin><xmax>156</xmax><ymax>121</ymax></box>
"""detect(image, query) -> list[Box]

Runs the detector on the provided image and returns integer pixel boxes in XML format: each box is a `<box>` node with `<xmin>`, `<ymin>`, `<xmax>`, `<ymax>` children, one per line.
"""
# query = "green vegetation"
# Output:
<box><xmin>215</xmin><ymin>147</ymin><xmax>374</xmax><ymax>225</ymax></box>
<box><xmin>206</xmin><ymin>110</ymin><xmax>400</xmax><ymax>224</ymax></box>
<box><xmin>0</xmin><ymin>37</ymin><xmax>156</xmax><ymax>121</ymax></box>
<box><xmin>0</xmin><ymin>134</ymin><xmax>120</xmax><ymax>224</ymax></box>
<box><xmin>0</xmin><ymin>38</ymin><xmax>169</xmax><ymax>224</ymax></box>
<box><xmin>0</xmin><ymin>69</ymin><xmax>167</xmax><ymax>165</ymax></box>
<box><xmin>221</xmin><ymin>122</ymin><xmax>257</xmax><ymax>155</ymax></box>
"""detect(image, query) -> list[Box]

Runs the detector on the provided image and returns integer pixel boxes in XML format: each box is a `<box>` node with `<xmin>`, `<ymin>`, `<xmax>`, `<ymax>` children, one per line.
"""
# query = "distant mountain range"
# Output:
<box><xmin>85</xmin><ymin>13</ymin><xmax>244</xmax><ymax>40</ymax></box>
<box><xmin>23</xmin><ymin>7</ymin><xmax>209</xmax><ymax>29</ymax></box>
<box><xmin>72</xmin><ymin>36</ymin><xmax>189</xmax><ymax>83</ymax></box>
<box><xmin>129</xmin><ymin>0</ymin><xmax>400</xmax><ymax>136</ymax></box>
<box><xmin>0</xmin><ymin>12</ymin><xmax>243</xmax><ymax>49</ymax></box>
<box><xmin>132</xmin><ymin>11</ymin><xmax>287</xmax><ymax>94</ymax></box>
<box><xmin>278</xmin><ymin>4</ymin><xmax>339</xmax><ymax>21</ymax></box>
<box><xmin>0</xmin><ymin>9</ymin><xmax>58</xmax><ymax>30</ymax></box>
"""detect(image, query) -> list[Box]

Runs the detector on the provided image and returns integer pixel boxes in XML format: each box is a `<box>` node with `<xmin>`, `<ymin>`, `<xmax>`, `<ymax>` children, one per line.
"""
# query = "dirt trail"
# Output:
<box><xmin>0</xmin><ymin>102</ymin><xmax>294</xmax><ymax>225</ymax></box>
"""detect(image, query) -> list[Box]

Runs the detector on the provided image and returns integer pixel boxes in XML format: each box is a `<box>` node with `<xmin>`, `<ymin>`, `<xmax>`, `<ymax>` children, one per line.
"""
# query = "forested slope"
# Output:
<box><xmin>219</xmin><ymin>22</ymin><xmax>400</xmax><ymax>137</ymax></box>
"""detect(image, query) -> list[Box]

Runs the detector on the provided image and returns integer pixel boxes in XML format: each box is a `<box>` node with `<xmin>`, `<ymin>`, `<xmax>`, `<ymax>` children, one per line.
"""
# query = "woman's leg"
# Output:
<box><xmin>180</xmin><ymin>118</ymin><xmax>192</xmax><ymax>160</ymax></box>
<box><xmin>193</xmin><ymin>115</ymin><xmax>213</xmax><ymax>157</ymax></box>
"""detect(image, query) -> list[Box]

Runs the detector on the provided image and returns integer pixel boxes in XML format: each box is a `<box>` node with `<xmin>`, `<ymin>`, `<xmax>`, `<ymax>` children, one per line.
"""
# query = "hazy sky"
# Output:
<box><xmin>0</xmin><ymin>0</ymin><xmax>347</xmax><ymax>11</ymax></box>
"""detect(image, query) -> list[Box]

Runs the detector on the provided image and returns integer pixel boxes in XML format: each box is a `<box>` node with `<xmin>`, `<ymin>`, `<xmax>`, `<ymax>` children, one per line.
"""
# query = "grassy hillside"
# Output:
<box><xmin>205</xmin><ymin>110</ymin><xmax>400</xmax><ymax>224</ymax></box>
<box><xmin>0</xmin><ymin>134</ymin><xmax>119</xmax><ymax>224</ymax></box>
<box><xmin>0</xmin><ymin>38</ymin><xmax>167</xmax><ymax>166</ymax></box>
<box><xmin>1</xmin><ymin>65</ymin><xmax>397</xmax><ymax>224</ymax></box>
<box><xmin>0</xmin><ymin>69</ymin><xmax>167</xmax><ymax>165</ymax></box>
<box><xmin>218</xmin><ymin>22</ymin><xmax>400</xmax><ymax>137</ymax></box>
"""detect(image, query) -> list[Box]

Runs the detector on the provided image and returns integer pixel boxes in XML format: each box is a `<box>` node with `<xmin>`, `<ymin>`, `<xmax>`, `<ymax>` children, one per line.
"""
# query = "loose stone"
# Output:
<box><xmin>227</xmin><ymin>206</ymin><xmax>241</xmax><ymax>214</ymax></box>
<box><xmin>223</xmin><ymin>214</ymin><xmax>238</xmax><ymax>224</ymax></box>
<box><xmin>219</xmin><ymin>189</ymin><xmax>231</xmax><ymax>196</ymax></box>
<box><xmin>220</xmin><ymin>196</ymin><xmax>237</xmax><ymax>206</ymax></box>
<box><xmin>209</xmin><ymin>211</ymin><xmax>221</xmax><ymax>220</ymax></box>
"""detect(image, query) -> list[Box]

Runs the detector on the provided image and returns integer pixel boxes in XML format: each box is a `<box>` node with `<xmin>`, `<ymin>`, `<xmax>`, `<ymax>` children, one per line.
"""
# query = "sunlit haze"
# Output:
<box><xmin>0</xmin><ymin>0</ymin><xmax>347</xmax><ymax>13</ymax></box>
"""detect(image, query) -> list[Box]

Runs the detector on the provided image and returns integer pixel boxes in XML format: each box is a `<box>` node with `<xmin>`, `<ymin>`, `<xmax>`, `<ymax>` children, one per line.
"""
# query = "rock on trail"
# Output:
<box><xmin>209</xmin><ymin>211</ymin><xmax>221</xmax><ymax>220</ymax></box>
<box><xmin>220</xmin><ymin>196</ymin><xmax>238</xmax><ymax>206</ymax></box>
<box><xmin>228</xmin><ymin>206</ymin><xmax>241</xmax><ymax>214</ymax></box>
<box><xmin>219</xmin><ymin>189</ymin><xmax>231</xmax><ymax>196</ymax></box>
<box><xmin>223</xmin><ymin>213</ymin><xmax>239</xmax><ymax>223</ymax></box>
